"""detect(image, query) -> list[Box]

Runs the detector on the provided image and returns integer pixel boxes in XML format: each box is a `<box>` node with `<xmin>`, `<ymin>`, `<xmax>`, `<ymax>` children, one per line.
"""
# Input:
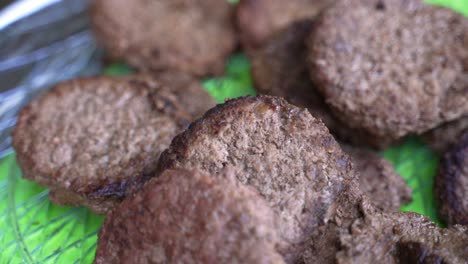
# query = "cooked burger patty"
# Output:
<box><xmin>94</xmin><ymin>169</ymin><xmax>285</xmax><ymax>264</ymax></box>
<box><xmin>308</xmin><ymin>0</ymin><xmax>468</xmax><ymax>141</ymax></box>
<box><xmin>157</xmin><ymin>96</ymin><xmax>354</xmax><ymax>263</ymax></box>
<box><xmin>13</xmin><ymin>75</ymin><xmax>193</xmax><ymax>214</ymax></box>
<box><xmin>251</xmin><ymin>19</ymin><xmax>393</xmax><ymax>148</ymax></box>
<box><xmin>236</xmin><ymin>0</ymin><xmax>335</xmax><ymax>52</ymax></box>
<box><xmin>92</xmin><ymin>0</ymin><xmax>237</xmax><ymax>76</ymax></box>
<box><xmin>435</xmin><ymin>132</ymin><xmax>468</xmax><ymax>226</ymax></box>
<box><xmin>343</xmin><ymin>146</ymin><xmax>412</xmax><ymax>212</ymax></box>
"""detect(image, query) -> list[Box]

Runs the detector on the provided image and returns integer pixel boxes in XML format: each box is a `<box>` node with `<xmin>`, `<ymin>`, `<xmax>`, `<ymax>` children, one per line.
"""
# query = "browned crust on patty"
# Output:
<box><xmin>13</xmin><ymin>75</ymin><xmax>191</xmax><ymax>214</ymax></box>
<box><xmin>92</xmin><ymin>0</ymin><xmax>237</xmax><ymax>76</ymax></box>
<box><xmin>435</xmin><ymin>132</ymin><xmax>468</xmax><ymax>226</ymax></box>
<box><xmin>308</xmin><ymin>0</ymin><xmax>468</xmax><ymax>141</ymax></box>
<box><xmin>157</xmin><ymin>96</ymin><xmax>354</xmax><ymax>263</ymax></box>
<box><xmin>95</xmin><ymin>169</ymin><xmax>285</xmax><ymax>264</ymax></box>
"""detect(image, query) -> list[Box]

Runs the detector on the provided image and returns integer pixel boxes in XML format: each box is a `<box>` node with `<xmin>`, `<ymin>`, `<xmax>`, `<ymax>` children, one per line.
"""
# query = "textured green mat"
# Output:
<box><xmin>1</xmin><ymin>1</ymin><xmax>466</xmax><ymax>262</ymax></box>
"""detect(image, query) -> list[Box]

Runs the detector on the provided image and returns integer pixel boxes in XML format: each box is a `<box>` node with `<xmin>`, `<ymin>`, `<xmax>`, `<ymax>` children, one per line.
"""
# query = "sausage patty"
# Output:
<box><xmin>92</xmin><ymin>0</ymin><xmax>237</xmax><ymax>76</ymax></box>
<box><xmin>157</xmin><ymin>96</ymin><xmax>354</xmax><ymax>262</ymax></box>
<box><xmin>94</xmin><ymin>169</ymin><xmax>285</xmax><ymax>264</ymax></box>
<box><xmin>251</xmin><ymin>19</ymin><xmax>394</xmax><ymax>148</ymax></box>
<box><xmin>12</xmin><ymin>74</ymin><xmax>206</xmax><ymax>214</ymax></box>
<box><xmin>308</xmin><ymin>0</ymin><xmax>468</xmax><ymax>141</ymax></box>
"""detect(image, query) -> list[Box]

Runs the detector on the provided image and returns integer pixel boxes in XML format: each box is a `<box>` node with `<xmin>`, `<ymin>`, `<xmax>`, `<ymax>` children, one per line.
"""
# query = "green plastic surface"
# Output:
<box><xmin>1</xmin><ymin>1</ymin><xmax>466</xmax><ymax>262</ymax></box>
<box><xmin>383</xmin><ymin>137</ymin><xmax>441</xmax><ymax>225</ymax></box>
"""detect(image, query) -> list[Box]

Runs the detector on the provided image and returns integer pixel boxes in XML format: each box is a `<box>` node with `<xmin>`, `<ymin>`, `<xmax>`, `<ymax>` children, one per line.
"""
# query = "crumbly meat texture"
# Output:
<box><xmin>12</xmin><ymin>75</ymin><xmax>191</xmax><ymax>214</ymax></box>
<box><xmin>151</xmin><ymin>71</ymin><xmax>216</xmax><ymax>119</ymax></box>
<box><xmin>422</xmin><ymin>116</ymin><xmax>468</xmax><ymax>153</ymax></box>
<box><xmin>336</xmin><ymin>212</ymin><xmax>468</xmax><ymax>264</ymax></box>
<box><xmin>252</xmin><ymin>20</ymin><xmax>392</xmax><ymax>148</ymax></box>
<box><xmin>92</xmin><ymin>0</ymin><xmax>237</xmax><ymax>76</ymax></box>
<box><xmin>157</xmin><ymin>96</ymin><xmax>354</xmax><ymax>263</ymax></box>
<box><xmin>435</xmin><ymin>132</ymin><xmax>468</xmax><ymax>226</ymax></box>
<box><xmin>236</xmin><ymin>0</ymin><xmax>335</xmax><ymax>52</ymax></box>
<box><xmin>308</xmin><ymin>0</ymin><xmax>468</xmax><ymax>141</ymax></box>
<box><xmin>343</xmin><ymin>146</ymin><xmax>412</xmax><ymax>212</ymax></box>
<box><xmin>302</xmin><ymin>182</ymin><xmax>377</xmax><ymax>263</ymax></box>
<box><xmin>94</xmin><ymin>169</ymin><xmax>285</xmax><ymax>264</ymax></box>
<box><xmin>304</xmin><ymin>174</ymin><xmax>462</xmax><ymax>263</ymax></box>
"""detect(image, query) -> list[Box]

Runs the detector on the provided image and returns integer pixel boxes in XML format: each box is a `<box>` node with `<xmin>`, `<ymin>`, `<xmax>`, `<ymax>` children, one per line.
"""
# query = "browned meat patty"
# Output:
<box><xmin>308</xmin><ymin>0</ymin><xmax>468</xmax><ymax>141</ymax></box>
<box><xmin>251</xmin><ymin>19</ymin><xmax>393</xmax><ymax>148</ymax></box>
<box><xmin>156</xmin><ymin>96</ymin><xmax>354</xmax><ymax>263</ymax></box>
<box><xmin>343</xmin><ymin>146</ymin><xmax>412</xmax><ymax>212</ymax></box>
<box><xmin>92</xmin><ymin>0</ymin><xmax>237</xmax><ymax>76</ymax></box>
<box><xmin>150</xmin><ymin>71</ymin><xmax>216</xmax><ymax>119</ymax></box>
<box><xmin>12</xmin><ymin>75</ymin><xmax>201</xmax><ymax>214</ymax></box>
<box><xmin>94</xmin><ymin>169</ymin><xmax>285</xmax><ymax>264</ymax></box>
<box><xmin>423</xmin><ymin>116</ymin><xmax>468</xmax><ymax>153</ymax></box>
<box><xmin>236</xmin><ymin>0</ymin><xmax>335</xmax><ymax>52</ymax></box>
<box><xmin>336</xmin><ymin>212</ymin><xmax>468</xmax><ymax>263</ymax></box>
<box><xmin>435</xmin><ymin>132</ymin><xmax>468</xmax><ymax>226</ymax></box>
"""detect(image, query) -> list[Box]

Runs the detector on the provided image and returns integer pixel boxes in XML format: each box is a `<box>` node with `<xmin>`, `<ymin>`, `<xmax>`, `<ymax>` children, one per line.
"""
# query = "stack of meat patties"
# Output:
<box><xmin>12</xmin><ymin>0</ymin><xmax>467</xmax><ymax>263</ymax></box>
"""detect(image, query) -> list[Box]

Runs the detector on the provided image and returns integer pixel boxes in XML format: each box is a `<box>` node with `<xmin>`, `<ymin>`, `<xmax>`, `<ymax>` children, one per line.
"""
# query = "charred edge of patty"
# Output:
<box><xmin>156</xmin><ymin>95</ymin><xmax>294</xmax><ymax>175</ymax></box>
